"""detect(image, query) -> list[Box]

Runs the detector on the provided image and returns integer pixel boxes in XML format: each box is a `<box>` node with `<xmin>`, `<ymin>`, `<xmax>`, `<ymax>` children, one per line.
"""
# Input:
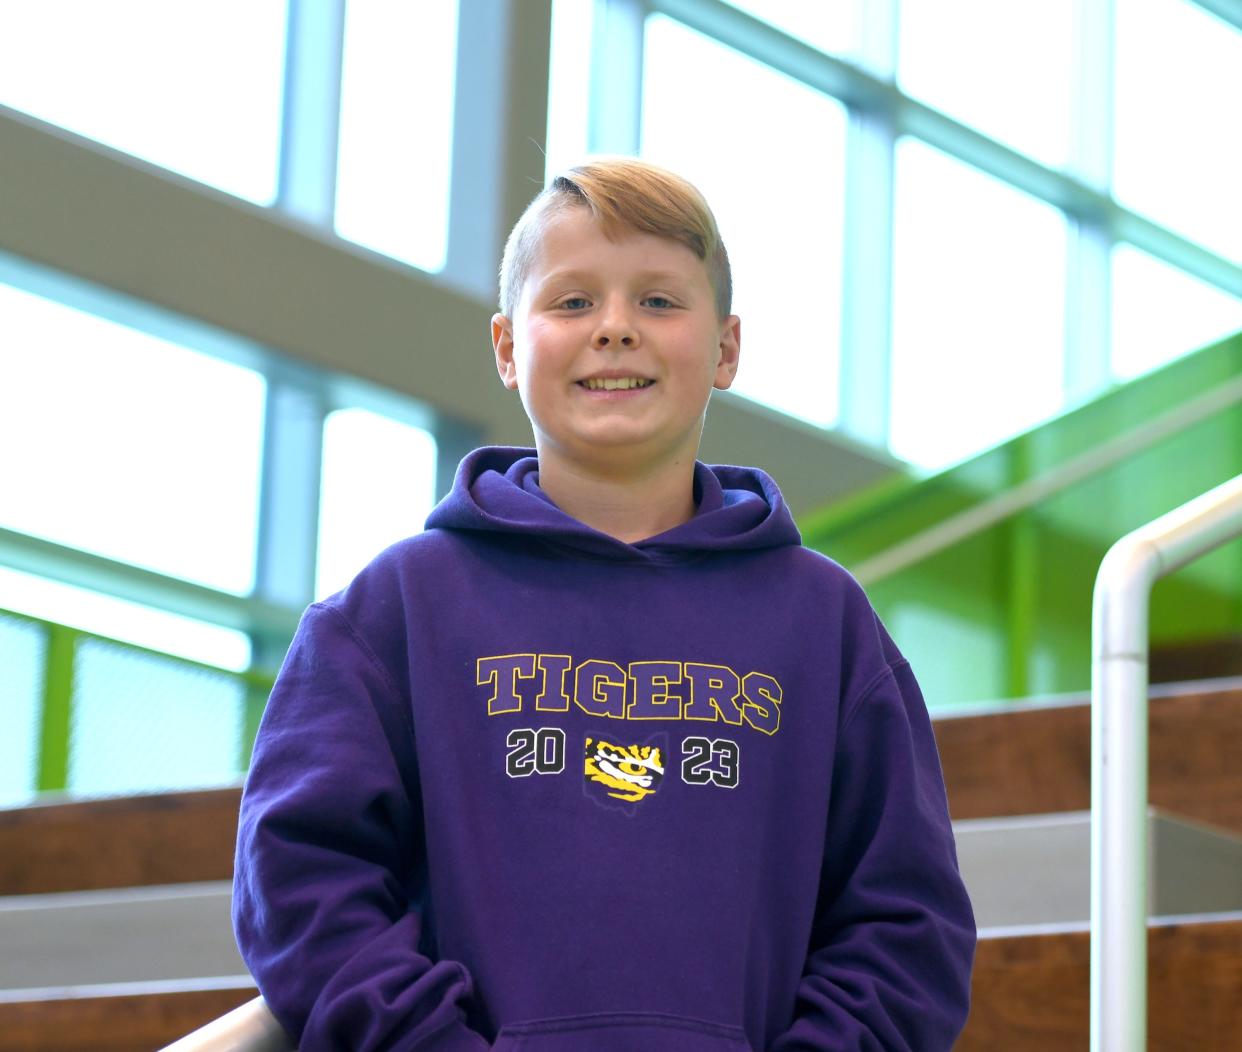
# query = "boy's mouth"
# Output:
<box><xmin>577</xmin><ymin>377</ymin><xmax>655</xmax><ymax>391</ymax></box>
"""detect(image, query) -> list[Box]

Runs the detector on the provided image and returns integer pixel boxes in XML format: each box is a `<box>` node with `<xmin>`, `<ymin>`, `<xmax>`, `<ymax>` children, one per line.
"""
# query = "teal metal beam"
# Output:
<box><xmin>0</xmin><ymin>526</ymin><xmax>302</xmax><ymax>642</ymax></box>
<box><xmin>249</xmin><ymin>366</ymin><xmax>325</xmax><ymax>681</ymax></box>
<box><xmin>838</xmin><ymin>107</ymin><xmax>896</xmax><ymax>447</ymax></box>
<box><xmin>1194</xmin><ymin>0</ymin><xmax>1242</xmax><ymax>33</ymax></box>
<box><xmin>276</xmin><ymin>0</ymin><xmax>347</xmax><ymax>225</ymax></box>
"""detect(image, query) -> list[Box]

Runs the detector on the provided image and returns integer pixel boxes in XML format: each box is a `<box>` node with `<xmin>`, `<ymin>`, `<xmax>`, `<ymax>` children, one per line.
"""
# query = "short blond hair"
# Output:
<box><xmin>498</xmin><ymin>157</ymin><xmax>732</xmax><ymax>319</ymax></box>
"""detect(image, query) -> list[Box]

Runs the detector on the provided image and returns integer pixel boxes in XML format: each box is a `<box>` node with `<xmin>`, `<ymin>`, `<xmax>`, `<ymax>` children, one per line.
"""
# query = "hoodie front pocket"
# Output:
<box><xmin>492</xmin><ymin>1011</ymin><xmax>753</xmax><ymax>1052</ymax></box>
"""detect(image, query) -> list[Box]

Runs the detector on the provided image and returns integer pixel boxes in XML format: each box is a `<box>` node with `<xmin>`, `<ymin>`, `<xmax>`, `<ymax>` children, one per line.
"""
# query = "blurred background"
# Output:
<box><xmin>1</xmin><ymin>0</ymin><xmax>1240</xmax><ymax>804</ymax></box>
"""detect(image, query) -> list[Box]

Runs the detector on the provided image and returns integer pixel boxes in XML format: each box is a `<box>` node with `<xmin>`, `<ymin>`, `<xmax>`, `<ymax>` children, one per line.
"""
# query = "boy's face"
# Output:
<box><xmin>492</xmin><ymin>207</ymin><xmax>740</xmax><ymax>481</ymax></box>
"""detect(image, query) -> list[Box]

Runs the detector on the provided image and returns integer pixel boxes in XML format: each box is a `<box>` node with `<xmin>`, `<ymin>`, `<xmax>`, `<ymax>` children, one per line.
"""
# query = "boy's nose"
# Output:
<box><xmin>593</xmin><ymin>331</ymin><xmax>637</xmax><ymax>349</ymax></box>
<box><xmin>591</xmin><ymin>308</ymin><xmax>638</xmax><ymax>349</ymax></box>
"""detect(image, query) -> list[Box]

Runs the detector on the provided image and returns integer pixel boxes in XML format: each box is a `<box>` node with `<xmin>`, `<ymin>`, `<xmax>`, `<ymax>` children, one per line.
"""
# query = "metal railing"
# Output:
<box><xmin>157</xmin><ymin>995</ymin><xmax>292</xmax><ymax>1052</ymax></box>
<box><xmin>0</xmin><ymin>606</ymin><xmax>276</xmax><ymax>797</ymax></box>
<box><xmin>1090</xmin><ymin>472</ymin><xmax>1242</xmax><ymax>1051</ymax></box>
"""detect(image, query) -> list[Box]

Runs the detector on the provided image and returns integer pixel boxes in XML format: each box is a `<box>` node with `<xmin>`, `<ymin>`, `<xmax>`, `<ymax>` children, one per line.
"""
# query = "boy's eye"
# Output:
<box><xmin>559</xmin><ymin>296</ymin><xmax>590</xmax><ymax>310</ymax></box>
<box><xmin>643</xmin><ymin>296</ymin><xmax>675</xmax><ymax>309</ymax></box>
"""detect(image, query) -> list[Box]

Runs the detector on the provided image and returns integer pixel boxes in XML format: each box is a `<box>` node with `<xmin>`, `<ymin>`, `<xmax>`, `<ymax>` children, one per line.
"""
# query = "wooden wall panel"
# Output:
<box><xmin>961</xmin><ymin>918</ymin><xmax>1242</xmax><ymax>1051</ymax></box>
<box><xmin>0</xmin><ymin>788</ymin><xmax>241</xmax><ymax>895</ymax></box>
<box><xmin>0</xmin><ymin>984</ymin><xmax>257</xmax><ymax>1052</ymax></box>
<box><xmin>936</xmin><ymin>685</ymin><xmax>1242</xmax><ymax>834</ymax></box>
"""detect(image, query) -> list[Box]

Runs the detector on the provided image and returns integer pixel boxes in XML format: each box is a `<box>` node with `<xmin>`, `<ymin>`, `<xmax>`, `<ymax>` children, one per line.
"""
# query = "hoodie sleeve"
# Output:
<box><xmin>768</xmin><ymin>660</ymin><xmax>976</xmax><ymax>1051</ymax></box>
<box><xmin>232</xmin><ymin>604</ymin><xmax>490</xmax><ymax>1052</ymax></box>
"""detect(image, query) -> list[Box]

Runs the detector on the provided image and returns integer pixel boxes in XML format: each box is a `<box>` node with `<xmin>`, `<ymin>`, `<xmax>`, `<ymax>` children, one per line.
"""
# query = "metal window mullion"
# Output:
<box><xmin>835</xmin><ymin>0</ymin><xmax>898</xmax><ymax>447</ymax></box>
<box><xmin>651</xmin><ymin>0</ymin><xmax>892</xmax><ymax>110</ymax></box>
<box><xmin>444</xmin><ymin>0</ymin><xmax>519</xmax><ymax>300</ymax></box>
<box><xmin>896</xmin><ymin>100</ymin><xmax>1096</xmax><ymax>216</ymax></box>
<box><xmin>1113</xmin><ymin>210</ymin><xmax>1242</xmax><ymax>298</ymax></box>
<box><xmin>1063</xmin><ymin>0</ymin><xmax>1116</xmax><ymax>402</ymax></box>
<box><xmin>1065</xmin><ymin>221</ymin><xmax>1115</xmax><ymax>403</ymax></box>
<box><xmin>443</xmin><ymin>0</ymin><xmax>552</xmax><ymax>303</ymax></box>
<box><xmin>838</xmin><ymin>106</ymin><xmax>896</xmax><ymax>447</ymax></box>
<box><xmin>1071</xmin><ymin>0</ymin><xmax>1115</xmax><ymax>194</ymax></box>
<box><xmin>855</xmin><ymin>0</ymin><xmax>899</xmax><ymax>78</ymax></box>
<box><xmin>275</xmin><ymin>0</ymin><xmax>347</xmax><ymax>225</ymax></box>
<box><xmin>250</xmin><ymin>366</ymin><xmax>328</xmax><ymax>672</ymax></box>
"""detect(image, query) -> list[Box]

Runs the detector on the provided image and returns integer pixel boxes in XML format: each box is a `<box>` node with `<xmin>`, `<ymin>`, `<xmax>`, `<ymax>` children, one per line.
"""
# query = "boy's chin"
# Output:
<box><xmin>536</xmin><ymin>433</ymin><xmax>704</xmax><ymax>473</ymax></box>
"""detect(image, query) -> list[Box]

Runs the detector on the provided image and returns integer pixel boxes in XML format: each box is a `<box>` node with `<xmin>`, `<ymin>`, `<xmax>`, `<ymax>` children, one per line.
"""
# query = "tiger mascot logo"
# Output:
<box><xmin>584</xmin><ymin>737</ymin><xmax>665</xmax><ymax>804</ymax></box>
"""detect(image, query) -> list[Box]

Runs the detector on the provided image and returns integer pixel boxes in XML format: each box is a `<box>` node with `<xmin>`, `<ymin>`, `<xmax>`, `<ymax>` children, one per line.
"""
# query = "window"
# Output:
<box><xmin>898</xmin><ymin>0</ymin><xmax>1075</xmax><ymax>169</ymax></box>
<box><xmin>1114</xmin><ymin>0</ymin><xmax>1242</xmax><ymax>262</ymax></box>
<box><xmin>0</xmin><ymin>0</ymin><xmax>286</xmax><ymax>204</ymax></box>
<box><xmin>334</xmin><ymin>0</ymin><xmax>459</xmax><ymax>272</ymax></box>
<box><xmin>316</xmin><ymin>408</ymin><xmax>437</xmax><ymax>600</ymax></box>
<box><xmin>1111</xmin><ymin>245</ymin><xmax>1242</xmax><ymax>380</ymax></box>
<box><xmin>642</xmin><ymin>15</ymin><xmax>848</xmax><ymax>427</ymax></box>
<box><xmin>890</xmin><ymin>139</ymin><xmax>1066</xmax><ymax>469</ymax></box>
<box><xmin>0</xmin><ymin>283</ymin><xmax>266</xmax><ymax>595</ymax></box>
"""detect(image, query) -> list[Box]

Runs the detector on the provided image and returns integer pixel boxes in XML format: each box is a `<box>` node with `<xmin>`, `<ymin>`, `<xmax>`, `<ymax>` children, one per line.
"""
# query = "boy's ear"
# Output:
<box><xmin>712</xmin><ymin>314</ymin><xmax>742</xmax><ymax>391</ymax></box>
<box><xmin>491</xmin><ymin>313</ymin><xmax>519</xmax><ymax>390</ymax></box>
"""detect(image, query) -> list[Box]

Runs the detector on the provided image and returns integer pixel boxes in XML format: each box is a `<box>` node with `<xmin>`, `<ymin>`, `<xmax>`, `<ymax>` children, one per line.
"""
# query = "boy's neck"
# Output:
<box><xmin>535</xmin><ymin>452</ymin><xmax>699</xmax><ymax>544</ymax></box>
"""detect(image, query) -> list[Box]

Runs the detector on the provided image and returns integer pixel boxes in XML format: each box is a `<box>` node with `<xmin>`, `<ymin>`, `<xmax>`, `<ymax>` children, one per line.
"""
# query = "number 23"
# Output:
<box><xmin>681</xmin><ymin>736</ymin><xmax>739</xmax><ymax>788</ymax></box>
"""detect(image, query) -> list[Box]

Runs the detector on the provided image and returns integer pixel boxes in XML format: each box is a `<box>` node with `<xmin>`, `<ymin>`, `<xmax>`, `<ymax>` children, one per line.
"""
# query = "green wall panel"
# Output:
<box><xmin>804</xmin><ymin>332</ymin><xmax>1242</xmax><ymax>707</ymax></box>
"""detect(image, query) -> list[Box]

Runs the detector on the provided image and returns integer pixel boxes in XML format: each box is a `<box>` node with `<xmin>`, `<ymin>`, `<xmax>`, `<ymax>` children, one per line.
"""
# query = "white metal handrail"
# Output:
<box><xmin>1091</xmin><ymin>472</ymin><xmax>1242</xmax><ymax>1051</ymax></box>
<box><xmin>157</xmin><ymin>995</ymin><xmax>293</xmax><ymax>1052</ymax></box>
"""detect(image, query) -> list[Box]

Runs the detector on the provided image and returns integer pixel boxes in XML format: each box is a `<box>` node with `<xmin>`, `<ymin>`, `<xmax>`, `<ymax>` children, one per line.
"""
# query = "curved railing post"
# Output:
<box><xmin>1091</xmin><ymin>472</ymin><xmax>1242</xmax><ymax>1051</ymax></box>
<box><xmin>1091</xmin><ymin>538</ymin><xmax>1159</xmax><ymax>1051</ymax></box>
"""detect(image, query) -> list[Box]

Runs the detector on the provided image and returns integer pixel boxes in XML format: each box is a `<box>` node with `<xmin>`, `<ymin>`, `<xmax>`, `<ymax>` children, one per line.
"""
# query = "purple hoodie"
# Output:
<box><xmin>233</xmin><ymin>447</ymin><xmax>975</xmax><ymax>1051</ymax></box>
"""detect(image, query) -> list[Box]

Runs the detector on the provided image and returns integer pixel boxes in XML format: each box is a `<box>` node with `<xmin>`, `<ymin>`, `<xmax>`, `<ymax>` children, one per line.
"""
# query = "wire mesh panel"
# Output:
<box><xmin>0</xmin><ymin>612</ymin><xmax>46</xmax><ymax>805</ymax></box>
<box><xmin>68</xmin><ymin>637</ymin><xmax>247</xmax><ymax>796</ymax></box>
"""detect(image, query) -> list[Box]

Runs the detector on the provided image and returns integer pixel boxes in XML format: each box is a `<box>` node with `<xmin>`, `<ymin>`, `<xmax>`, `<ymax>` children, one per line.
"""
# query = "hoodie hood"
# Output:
<box><xmin>425</xmin><ymin>446</ymin><xmax>801</xmax><ymax>562</ymax></box>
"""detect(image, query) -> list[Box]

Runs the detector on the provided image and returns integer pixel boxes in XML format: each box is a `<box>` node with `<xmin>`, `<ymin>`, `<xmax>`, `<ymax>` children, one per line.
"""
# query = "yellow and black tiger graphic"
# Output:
<box><xmin>584</xmin><ymin>737</ymin><xmax>665</xmax><ymax>802</ymax></box>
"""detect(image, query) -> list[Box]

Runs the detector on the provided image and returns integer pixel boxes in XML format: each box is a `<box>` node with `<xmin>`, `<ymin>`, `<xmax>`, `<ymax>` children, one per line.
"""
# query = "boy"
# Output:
<box><xmin>233</xmin><ymin>158</ymin><xmax>975</xmax><ymax>1051</ymax></box>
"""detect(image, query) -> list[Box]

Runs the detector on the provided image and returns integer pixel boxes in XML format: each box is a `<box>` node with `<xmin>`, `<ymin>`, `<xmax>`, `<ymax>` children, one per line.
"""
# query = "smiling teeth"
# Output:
<box><xmin>582</xmin><ymin>377</ymin><xmax>653</xmax><ymax>390</ymax></box>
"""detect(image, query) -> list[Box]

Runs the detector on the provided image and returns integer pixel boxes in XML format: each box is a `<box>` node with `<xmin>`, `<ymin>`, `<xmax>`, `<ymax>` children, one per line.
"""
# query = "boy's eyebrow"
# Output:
<box><xmin>537</xmin><ymin>268</ymin><xmax>695</xmax><ymax>288</ymax></box>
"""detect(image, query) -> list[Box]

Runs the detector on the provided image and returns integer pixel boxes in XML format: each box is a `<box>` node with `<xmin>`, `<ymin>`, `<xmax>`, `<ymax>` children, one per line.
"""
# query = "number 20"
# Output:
<box><xmin>506</xmin><ymin>727</ymin><xmax>565</xmax><ymax>777</ymax></box>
